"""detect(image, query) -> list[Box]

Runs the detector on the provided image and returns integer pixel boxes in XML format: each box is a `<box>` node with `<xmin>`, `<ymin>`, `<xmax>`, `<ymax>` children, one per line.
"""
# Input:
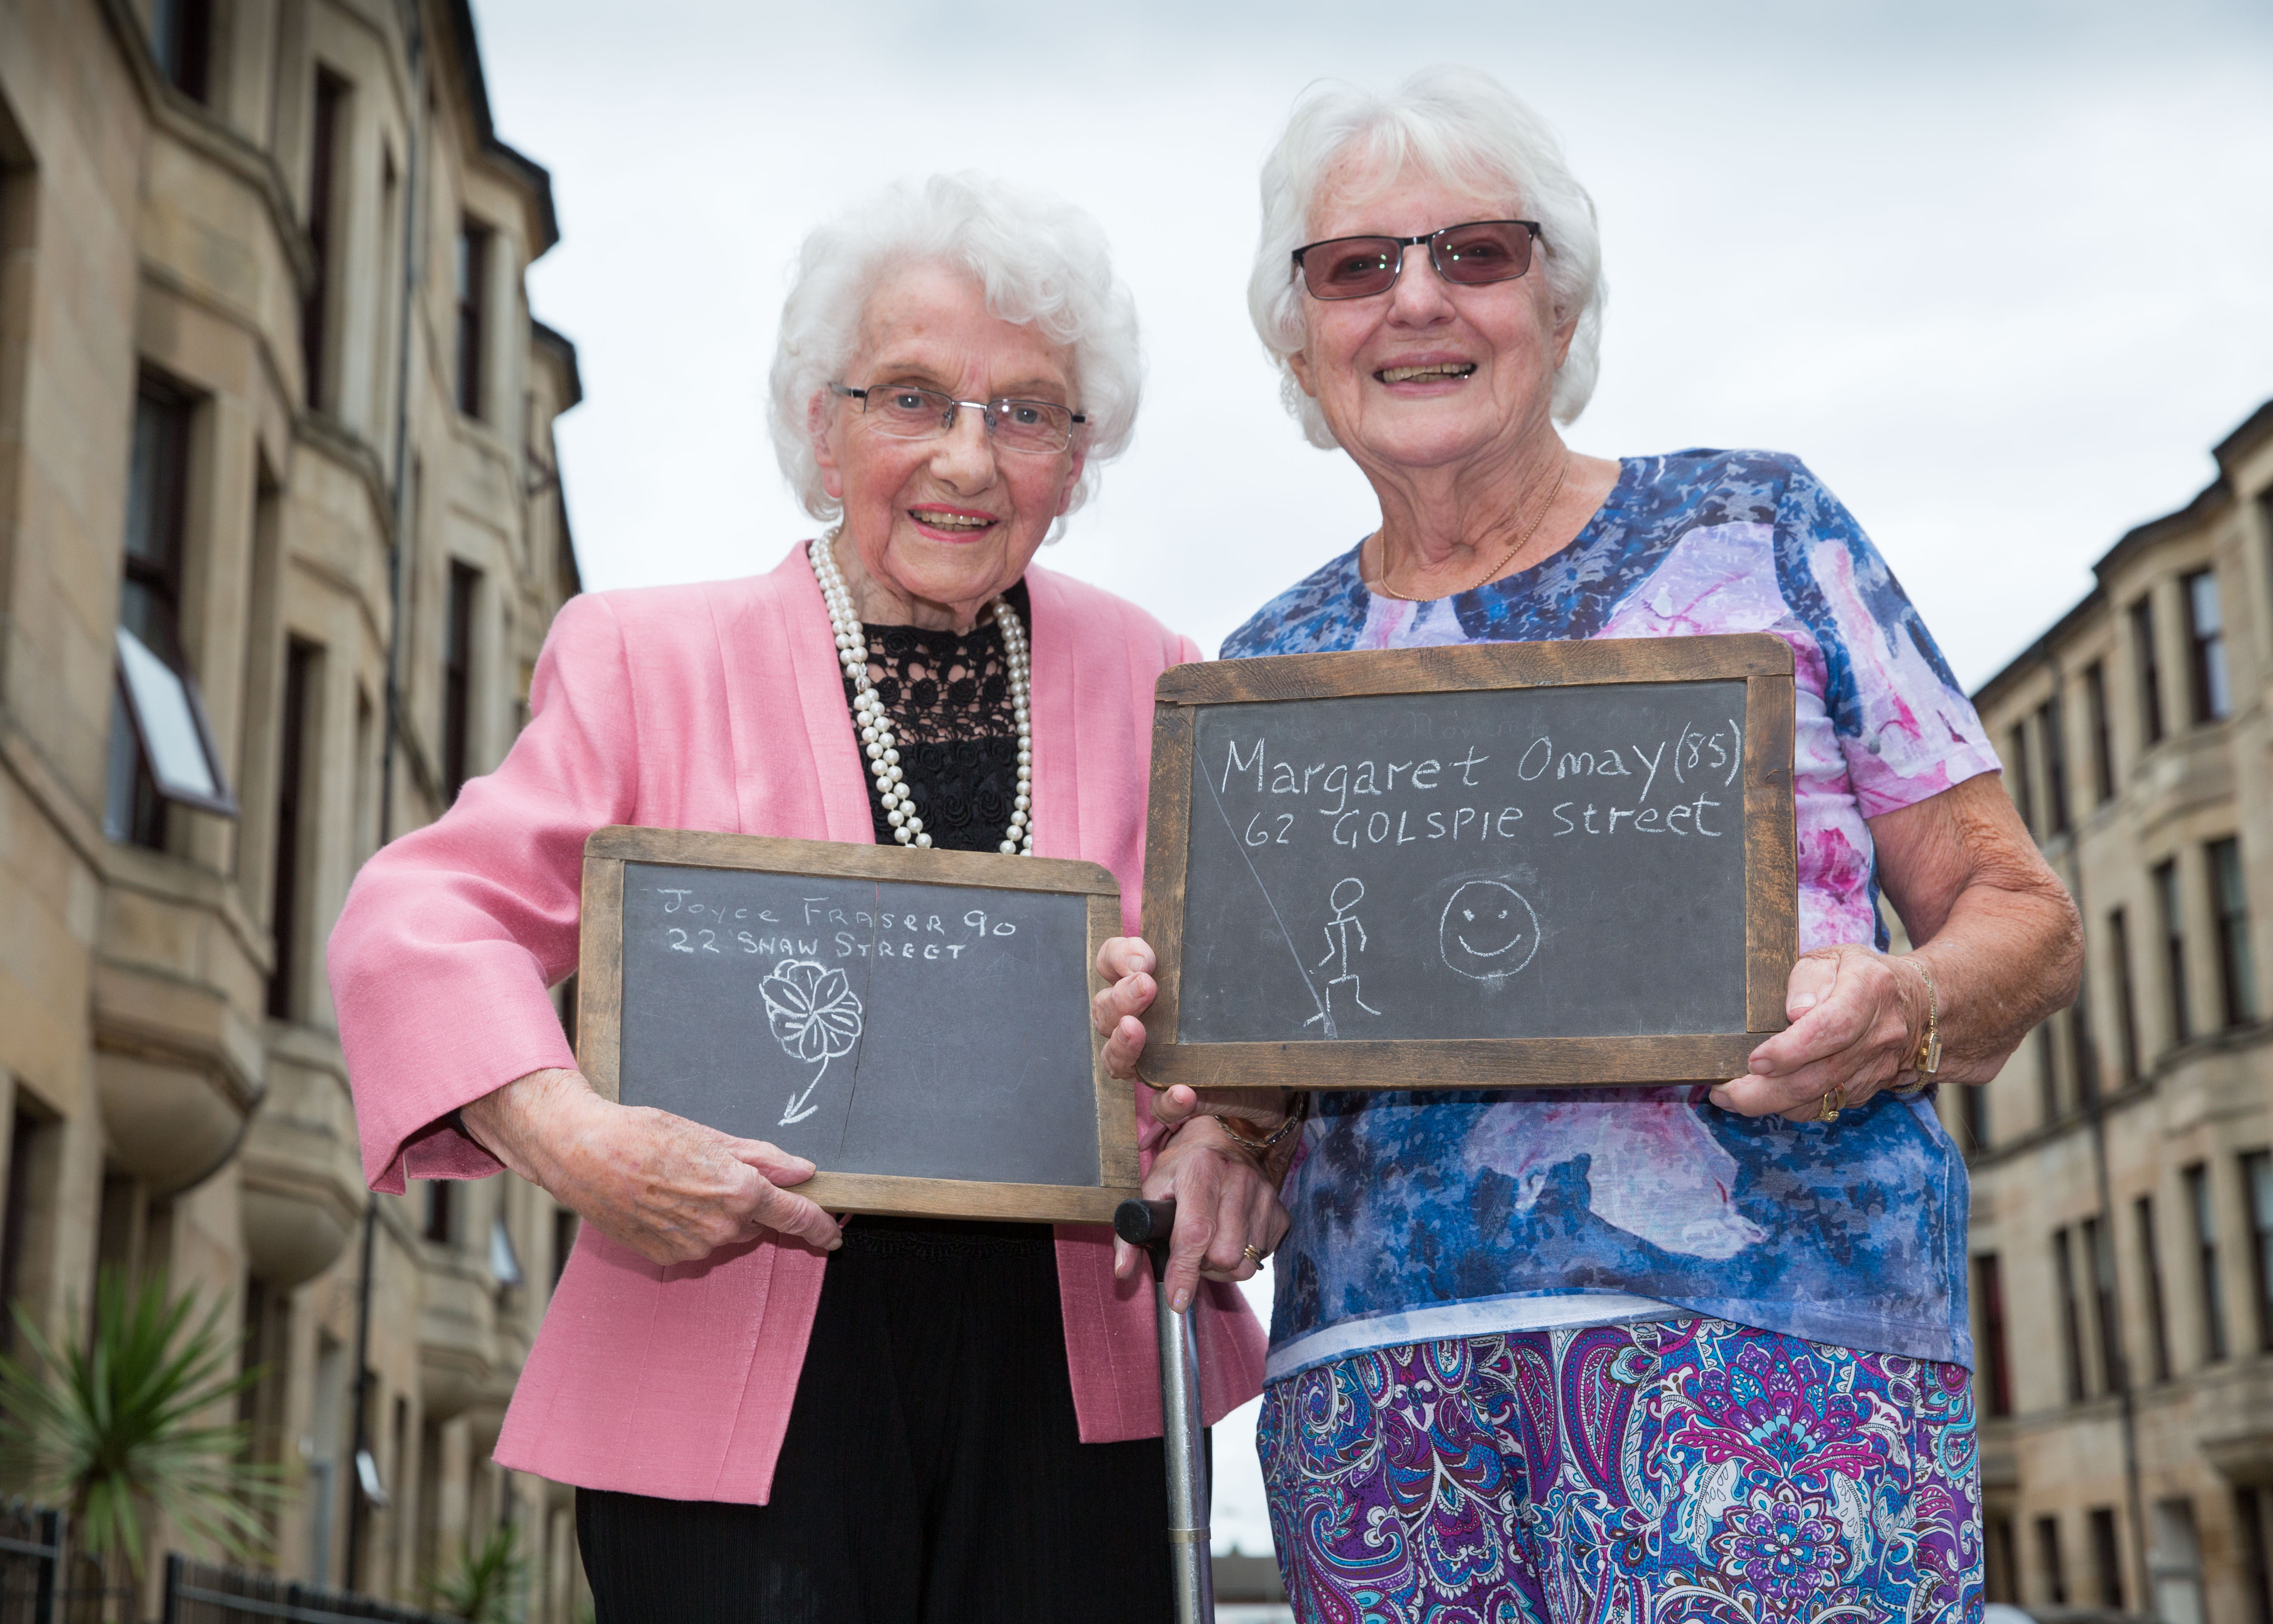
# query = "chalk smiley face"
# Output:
<box><xmin>1440</xmin><ymin>880</ymin><xmax>1541</xmax><ymax>981</ymax></box>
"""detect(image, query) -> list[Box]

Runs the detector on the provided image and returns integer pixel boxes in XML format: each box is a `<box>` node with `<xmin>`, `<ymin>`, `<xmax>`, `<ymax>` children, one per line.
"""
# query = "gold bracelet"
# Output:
<box><xmin>1911</xmin><ymin>959</ymin><xmax>1942</xmax><ymax>1077</ymax></box>
<box><xmin>1211</xmin><ymin>1110</ymin><xmax>1302</xmax><ymax>1153</ymax></box>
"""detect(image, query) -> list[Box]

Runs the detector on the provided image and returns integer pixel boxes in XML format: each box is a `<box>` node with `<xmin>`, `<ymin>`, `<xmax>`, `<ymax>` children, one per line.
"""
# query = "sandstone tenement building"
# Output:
<box><xmin>0</xmin><ymin>0</ymin><xmax>584</xmax><ymax>1614</ymax></box>
<box><xmin>1960</xmin><ymin>398</ymin><xmax>2273</xmax><ymax>1624</ymax></box>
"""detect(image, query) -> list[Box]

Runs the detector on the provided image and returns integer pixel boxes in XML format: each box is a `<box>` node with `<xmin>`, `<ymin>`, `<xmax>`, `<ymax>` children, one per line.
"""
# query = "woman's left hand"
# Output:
<box><xmin>1709</xmin><ymin>944</ymin><xmax>1927</xmax><ymax>1123</ymax></box>
<box><xmin>1713</xmin><ymin>773</ymin><xmax>2084</xmax><ymax>1125</ymax></box>
<box><xmin>1111</xmin><ymin>1117</ymin><xmax>1292</xmax><ymax>1313</ymax></box>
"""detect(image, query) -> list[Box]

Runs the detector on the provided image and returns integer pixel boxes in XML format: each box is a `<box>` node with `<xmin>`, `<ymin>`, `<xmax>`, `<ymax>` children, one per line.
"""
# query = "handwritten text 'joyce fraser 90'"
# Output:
<box><xmin>654</xmin><ymin>886</ymin><xmax>1023</xmax><ymax>964</ymax></box>
<box><xmin>1214</xmin><ymin>720</ymin><xmax>1744</xmax><ymax>853</ymax></box>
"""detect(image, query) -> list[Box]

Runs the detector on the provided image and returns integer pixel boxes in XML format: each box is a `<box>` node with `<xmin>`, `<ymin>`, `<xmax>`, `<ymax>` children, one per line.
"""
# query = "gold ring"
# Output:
<box><xmin>1240</xmin><ymin>1244</ymin><xmax>1264</xmax><ymax>1266</ymax></box>
<box><xmin>1819</xmin><ymin>1088</ymin><xmax>1842</xmax><ymax>1125</ymax></box>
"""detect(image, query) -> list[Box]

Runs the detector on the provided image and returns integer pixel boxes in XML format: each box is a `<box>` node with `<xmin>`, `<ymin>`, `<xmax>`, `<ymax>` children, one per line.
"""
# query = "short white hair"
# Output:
<box><xmin>769</xmin><ymin>172</ymin><xmax>1142</xmax><ymax>522</ymax></box>
<box><xmin>1248</xmin><ymin>66</ymin><xmax>1606</xmax><ymax>449</ymax></box>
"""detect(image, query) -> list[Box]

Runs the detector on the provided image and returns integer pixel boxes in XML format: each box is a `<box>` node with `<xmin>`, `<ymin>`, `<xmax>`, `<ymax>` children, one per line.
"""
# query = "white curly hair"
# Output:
<box><xmin>1248</xmin><ymin>66</ymin><xmax>1606</xmax><ymax>449</ymax></box>
<box><xmin>768</xmin><ymin>172</ymin><xmax>1142</xmax><ymax>522</ymax></box>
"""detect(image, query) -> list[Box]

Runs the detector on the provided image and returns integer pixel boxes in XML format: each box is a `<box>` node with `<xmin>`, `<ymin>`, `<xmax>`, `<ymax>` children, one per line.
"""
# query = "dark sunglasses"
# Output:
<box><xmin>1291</xmin><ymin>219</ymin><xmax>1544</xmax><ymax>300</ymax></box>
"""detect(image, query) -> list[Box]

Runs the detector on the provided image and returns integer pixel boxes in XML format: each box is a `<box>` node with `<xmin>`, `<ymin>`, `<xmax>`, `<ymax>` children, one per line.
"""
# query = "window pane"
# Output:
<box><xmin>2056</xmin><ymin>1226</ymin><xmax>2086</xmax><ymax>1401</ymax></box>
<box><xmin>2110</xmin><ymin>908</ymin><xmax>2141</xmax><ymax>1081</ymax></box>
<box><xmin>2090</xmin><ymin>1507</ymin><xmax>2125</xmax><ymax>1609</ymax></box>
<box><xmin>2248</xmin><ymin>1150</ymin><xmax>2273</xmax><ymax>1352</ymax></box>
<box><xmin>2152</xmin><ymin>1498</ymin><xmax>2206</xmax><ymax>1624</ymax></box>
<box><xmin>267</xmin><ymin>641</ymin><xmax>318</xmax><ymax>1020</ymax></box>
<box><xmin>149</xmin><ymin>0</ymin><xmax>211</xmax><ymax>102</ymax></box>
<box><xmin>2212</xmin><ymin>838</ymin><xmax>2257</xmax><ymax>1026</ymax></box>
<box><xmin>302</xmin><ymin>71</ymin><xmax>350</xmax><ymax>410</ymax></box>
<box><xmin>2008</xmin><ymin>722</ymin><xmax>2034</xmax><ymax>832</ymax></box>
<box><xmin>2132</xmin><ymin>597</ymin><xmax>2164</xmax><ymax>747</ymax></box>
<box><xmin>2085</xmin><ymin>661</ymin><xmax>2115</xmax><ymax>801</ymax></box>
<box><xmin>2158</xmin><ymin>860</ymin><xmax>2191</xmax><ymax>1045</ymax></box>
<box><xmin>1975</xmin><ymin>1252</ymin><xmax>2013</xmax><ymax>1415</ymax></box>
<box><xmin>121</xmin><ymin>385</ymin><xmax>190</xmax><ymax>663</ymax></box>
<box><xmin>2040</xmin><ymin>694</ymin><xmax>2070</xmax><ymax>834</ymax></box>
<box><xmin>2087</xmin><ymin>1215</ymin><xmax>2125</xmax><ymax>1393</ymax></box>
<box><xmin>2187</xmin><ymin>570</ymin><xmax>2232</xmax><ymax>723</ymax></box>
<box><xmin>442</xmin><ymin>561</ymin><xmax>480</xmax><ymax>801</ymax></box>
<box><xmin>104</xmin><ymin>685</ymin><xmax>164</xmax><ymax>847</ymax></box>
<box><xmin>2037</xmin><ymin>1515</ymin><xmax>2068</xmax><ymax>1607</ymax></box>
<box><xmin>116</xmin><ymin>626</ymin><xmax>218</xmax><ymax>801</ymax></box>
<box><xmin>2138</xmin><ymin>1195</ymin><xmax>2172</xmax><ymax>1382</ymax></box>
<box><xmin>456</xmin><ymin>222</ymin><xmax>489</xmax><ymax>419</ymax></box>
<box><xmin>2037</xmin><ymin>1023</ymin><xmax>2059</xmax><ymax>1125</ymax></box>
<box><xmin>2189</xmin><ymin>1162</ymin><xmax>2227</xmax><ymax>1362</ymax></box>
<box><xmin>123</xmin><ymin>393</ymin><xmax>175</xmax><ymax>569</ymax></box>
<box><xmin>2190</xmin><ymin>569</ymin><xmax>2223</xmax><ymax>635</ymax></box>
<box><xmin>490</xmin><ymin>1215</ymin><xmax>523</xmax><ymax>1286</ymax></box>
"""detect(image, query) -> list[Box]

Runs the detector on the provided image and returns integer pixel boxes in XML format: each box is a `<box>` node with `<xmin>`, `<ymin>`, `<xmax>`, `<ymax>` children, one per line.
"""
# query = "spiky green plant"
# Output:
<box><xmin>0</xmin><ymin>1268</ymin><xmax>278</xmax><ymax>1580</ymax></box>
<box><xmin>426</xmin><ymin>1522</ymin><xmax>526</xmax><ymax>1623</ymax></box>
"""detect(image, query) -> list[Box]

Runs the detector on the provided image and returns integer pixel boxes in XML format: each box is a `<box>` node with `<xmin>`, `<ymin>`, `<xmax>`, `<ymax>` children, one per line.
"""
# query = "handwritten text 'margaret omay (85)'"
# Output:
<box><xmin>1216</xmin><ymin>719</ymin><xmax>1742</xmax><ymax>851</ymax></box>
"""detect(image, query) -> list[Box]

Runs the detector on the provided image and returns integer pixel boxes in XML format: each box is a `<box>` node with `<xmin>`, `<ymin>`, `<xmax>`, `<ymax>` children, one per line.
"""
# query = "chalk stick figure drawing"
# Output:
<box><xmin>761</xmin><ymin>959</ymin><xmax>864</xmax><ymax>1126</ymax></box>
<box><xmin>1305</xmin><ymin>878</ymin><xmax>1381</xmax><ymax>1037</ymax></box>
<box><xmin>1440</xmin><ymin>879</ymin><xmax>1541</xmax><ymax>982</ymax></box>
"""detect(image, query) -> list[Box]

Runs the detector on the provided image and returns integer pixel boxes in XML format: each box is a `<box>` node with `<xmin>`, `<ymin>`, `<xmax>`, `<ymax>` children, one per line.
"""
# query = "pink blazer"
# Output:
<box><xmin>327</xmin><ymin>545</ymin><xmax>1268</xmax><ymax>1503</ymax></box>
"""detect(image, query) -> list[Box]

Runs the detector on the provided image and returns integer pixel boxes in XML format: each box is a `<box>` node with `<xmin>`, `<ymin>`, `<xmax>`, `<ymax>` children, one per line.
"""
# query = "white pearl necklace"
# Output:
<box><xmin>809</xmin><ymin>528</ymin><xmax>1035</xmax><ymax>855</ymax></box>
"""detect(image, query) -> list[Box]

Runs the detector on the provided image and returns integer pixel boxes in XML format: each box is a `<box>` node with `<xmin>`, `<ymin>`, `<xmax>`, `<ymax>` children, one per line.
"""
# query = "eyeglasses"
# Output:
<box><xmin>1291</xmin><ymin>219</ymin><xmax>1544</xmax><ymax>301</ymax></box>
<box><xmin>828</xmin><ymin>382</ymin><xmax>1086</xmax><ymax>455</ymax></box>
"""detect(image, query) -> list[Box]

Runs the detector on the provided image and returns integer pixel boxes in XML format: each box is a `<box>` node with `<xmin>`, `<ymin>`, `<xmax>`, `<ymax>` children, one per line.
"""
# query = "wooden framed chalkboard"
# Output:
<box><xmin>576</xmin><ymin>827</ymin><xmax>1140</xmax><ymax>1223</ymax></box>
<box><xmin>1139</xmin><ymin>634</ymin><xmax>1797</xmax><ymax>1091</ymax></box>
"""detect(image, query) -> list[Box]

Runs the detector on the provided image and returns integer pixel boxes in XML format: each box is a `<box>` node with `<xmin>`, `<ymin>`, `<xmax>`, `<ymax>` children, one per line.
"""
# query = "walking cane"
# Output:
<box><xmin>1114</xmin><ymin>1196</ymin><xmax>1215</xmax><ymax>1624</ymax></box>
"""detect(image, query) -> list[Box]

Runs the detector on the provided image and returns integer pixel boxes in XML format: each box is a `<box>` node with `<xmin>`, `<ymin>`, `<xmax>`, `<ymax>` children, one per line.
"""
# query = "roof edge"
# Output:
<box><xmin>1970</xmin><ymin>394</ymin><xmax>2272</xmax><ymax>704</ymax></box>
<box><xmin>445</xmin><ymin>0</ymin><xmax>559</xmax><ymax>255</ymax></box>
<box><xmin>530</xmin><ymin>318</ymin><xmax>582</xmax><ymax>410</ymax></box>
<box><xmin>1972</xmin><ymin>583</ymin><xmax>2106</xmax><ymax>708</ymax></box>
<box><xmin>2089</xmin><ymin>476</ymin><xmax>2230</xmax><ymax>590</ymax></box>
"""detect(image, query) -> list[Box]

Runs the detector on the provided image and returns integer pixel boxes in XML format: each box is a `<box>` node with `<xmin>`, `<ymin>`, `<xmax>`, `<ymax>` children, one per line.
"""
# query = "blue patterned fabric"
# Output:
<box><xmin>1260</xmin><ymin>1317</ymin><xmax>1983</xmax><ymax>1624</ymax></box>
<box><xmin>1225</xmin><ymin>451</ymin><xmax>1999</xmax><ymax>1377</ymax></box>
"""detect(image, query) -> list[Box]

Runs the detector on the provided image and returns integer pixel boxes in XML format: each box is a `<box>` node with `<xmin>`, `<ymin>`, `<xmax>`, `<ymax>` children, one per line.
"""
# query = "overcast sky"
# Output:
<box><xmin>479</xmin><ymin>0</ymin><xmax>2271</xmax><ymax>693</ymax></box>
<box><xmin>472</xmin><ymin>0</ymin><xmax>2272</xmax><ymax>1553</ymax></box>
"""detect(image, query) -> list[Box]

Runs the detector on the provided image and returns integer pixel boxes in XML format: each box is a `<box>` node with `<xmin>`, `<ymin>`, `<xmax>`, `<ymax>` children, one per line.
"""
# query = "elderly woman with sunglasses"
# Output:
<box><xmin>329</xmin><ymin>173</ymin><xmax>1278</xmax><ymax>1623</ymax></box>
<box><xmin>1093</xmin><ymin>68</ymin><xmax>2080</xmax><ymax>1624</ymax></box>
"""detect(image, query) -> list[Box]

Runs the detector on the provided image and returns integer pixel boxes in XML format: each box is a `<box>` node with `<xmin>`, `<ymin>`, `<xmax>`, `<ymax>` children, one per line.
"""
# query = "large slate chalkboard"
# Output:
<box><xmin>1140</xmin><ymin>636</ymin><xmax>1797</xmax><ymax>1091</ymax></box>
<box><xmin>577</xmin><ymin>829</ymin><xmax>1140</xmax><ymax>1222</ymax></box>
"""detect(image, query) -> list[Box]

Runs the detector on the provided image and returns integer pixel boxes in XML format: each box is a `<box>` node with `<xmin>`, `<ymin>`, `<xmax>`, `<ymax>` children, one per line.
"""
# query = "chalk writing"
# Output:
<box><xmin>615</xmin><ymin>855</ymin><xmax>1104</xmax><ymax>1190</ymax></box>
<box><xmin>1180</xmin><ymin>683</ymin><xmax>1754</xmax><ymax>1044</ymax></box>
<box><xmin>760</xmin><ymin>960</ymin><xmax>864</xmax><ymax>1125</ymax></box>
<box><xmin>1304</xmin><ymin>878</ymin><xmax>1381</xmax><ymax>1037</ymax></box>
<box><xmin>1440</xmin><ymin>880</ymin><xmax>1541</xmax><ymax>983</ymax></box>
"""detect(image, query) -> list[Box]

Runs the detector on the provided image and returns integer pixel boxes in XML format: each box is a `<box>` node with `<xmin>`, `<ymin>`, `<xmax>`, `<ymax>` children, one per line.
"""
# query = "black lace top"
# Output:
<box><xmin>836</xmin><ymin>579</ymin><xmax>1047</xmax><ymax>1243</ymax></box>
<box><xmin>840</xmin><ymin>580</ymin><xmax>1030</xmax><ymax>854</ymax></box>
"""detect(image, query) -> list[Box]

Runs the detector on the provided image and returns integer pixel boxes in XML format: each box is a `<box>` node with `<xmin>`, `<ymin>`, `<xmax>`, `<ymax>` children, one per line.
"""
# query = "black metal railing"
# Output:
<box><xmin>0</xmin><ymin>1501</ymin><xmax>60</xmax><ymax>1624</ymax></box>
<box><xmin>160</xmin><ymin>1557</ymin><xmax>462</xmax><ymax>1624</ymax></box>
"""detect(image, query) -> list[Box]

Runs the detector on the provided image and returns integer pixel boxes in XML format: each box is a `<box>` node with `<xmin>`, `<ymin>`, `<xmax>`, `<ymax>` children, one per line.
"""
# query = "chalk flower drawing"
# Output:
<box><xmin>761</xmin><ymin>959</ymin><xmax>863</xmax><ymax>1126</ymax></box>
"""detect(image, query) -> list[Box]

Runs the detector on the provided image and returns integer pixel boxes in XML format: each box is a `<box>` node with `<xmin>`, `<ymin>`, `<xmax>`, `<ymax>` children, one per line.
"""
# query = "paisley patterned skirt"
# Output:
<box><xmin>1258</xmin><ymin>1318</ymin><xmax>1980</xmax><ymax>1624</ymax></box>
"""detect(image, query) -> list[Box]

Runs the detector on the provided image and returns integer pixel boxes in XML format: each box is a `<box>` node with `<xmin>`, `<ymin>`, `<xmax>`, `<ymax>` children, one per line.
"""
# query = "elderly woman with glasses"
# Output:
<box><xmin>1094</xmin><ymin>68</ymin><xmax>2082</xmax><ymax>1623</ymax></box>
<box><xmin>329</xmin><ymin>173</ymin><xmax>1279</xmax><ymax>1623</ymax></box>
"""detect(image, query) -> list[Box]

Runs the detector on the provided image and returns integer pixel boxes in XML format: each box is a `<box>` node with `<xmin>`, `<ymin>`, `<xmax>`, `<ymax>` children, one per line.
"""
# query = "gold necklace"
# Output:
<box><xmin>1368</xmin><ymin>453</ymin><xmax>1572</xmax><ymax>603</ymax></box>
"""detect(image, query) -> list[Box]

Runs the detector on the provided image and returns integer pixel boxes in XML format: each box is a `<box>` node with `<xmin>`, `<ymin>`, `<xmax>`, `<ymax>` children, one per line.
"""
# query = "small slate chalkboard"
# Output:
<box><xmin>575</xmin><ymin>828</ymin><xmax>1139</xmax><ymax>1223</ymax></box>
<box><xmin>1140</xmin><ymin>635</ymin><xmax>1797</xmax><ymax>1091</ymax></box>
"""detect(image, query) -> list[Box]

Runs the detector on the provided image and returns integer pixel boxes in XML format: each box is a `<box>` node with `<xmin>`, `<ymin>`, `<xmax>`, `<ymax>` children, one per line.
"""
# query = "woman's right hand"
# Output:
<box><xmin>1093</xmin><ymin>936</ymin><xmax>1288</xmax><ymax>1138</ymax></box>
<box><xmin>460</xmin><ymin>1068</ymin><xmax>843</xmax><ymax>1265</ymax></box>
